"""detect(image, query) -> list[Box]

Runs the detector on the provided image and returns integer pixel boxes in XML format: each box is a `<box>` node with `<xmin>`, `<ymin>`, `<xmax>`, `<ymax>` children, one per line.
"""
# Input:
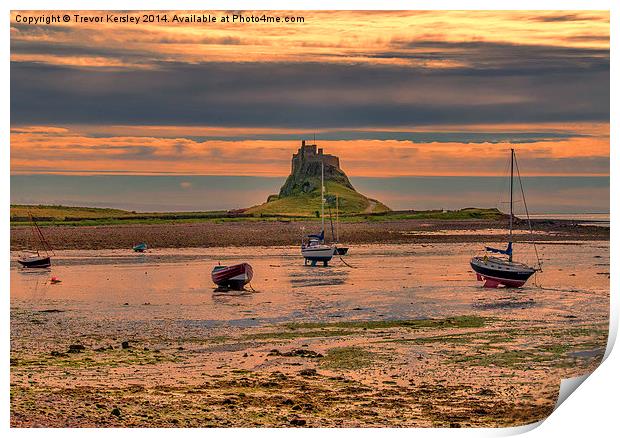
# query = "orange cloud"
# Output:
<box><xmin>10</xmin><ymin>11</ymin><xmax>609</xmax><ymax>178</ymax></box>
<box><xmin>11</xmin><ymin>10</ymin><xmax>609</xmax><ymax>68</ymax></box>
<box><xmin>10</xmin><ymin>123</ymin><xmax>609</xmax><ymax>177</ymax></box>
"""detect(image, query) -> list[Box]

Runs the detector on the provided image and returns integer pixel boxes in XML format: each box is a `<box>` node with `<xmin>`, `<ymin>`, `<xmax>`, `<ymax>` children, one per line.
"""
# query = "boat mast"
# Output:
<box><xmin>321</xmin><ymin>160</ymin><xmax>325</xmax><ymax>239</ymax></box>
<box><xmin>514</xmin><ymin>151</ymin><xmax>543</xmax><ymax>271</ymax></box>
<box><xmin>336</xmin><ymin>194</ymin><xmax>339</xmax><ymax>243</ymax></box>
<box><xmin>29</xmin><ymin>212</ymin><xmax>52</xmax><ymax>256</ymax></box>
<box><xmin>34</xmin><ymin>218</ymin><xmax>52</xmax><ymax>256</ymax></box>
<box><xmin>28</xmin><ymin>213</ymin><xmax>39</xmax><ymax>255</ymax></box>
<box><xmin>509</xmin><ymin>148</ymin><xmax>514</xmax><ymax>262</ymax></box>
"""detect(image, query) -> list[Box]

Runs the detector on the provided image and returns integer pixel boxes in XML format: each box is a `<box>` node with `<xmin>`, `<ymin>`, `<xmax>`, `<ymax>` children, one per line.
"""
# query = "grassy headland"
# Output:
<box><xmin>245</xmin><ymin>180</ymin><xmax>390</xmax><ymax>217</ymax></box>
<box><xmin>11</xmin><ymin>204</ymin><xmax>504</xmax><ymax>227</ymax></box>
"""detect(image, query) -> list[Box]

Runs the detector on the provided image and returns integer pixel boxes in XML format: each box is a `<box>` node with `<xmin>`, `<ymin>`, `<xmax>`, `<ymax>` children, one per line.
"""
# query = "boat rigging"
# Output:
<box><xmin>17</xmin><ymin>213</ymin><xmax>53</xmax><ymax>268</ymax></box>
<box><xmin>470</xmin><ymin>148</ymin><xmax>542</xmax><ymax>288</ymax></box>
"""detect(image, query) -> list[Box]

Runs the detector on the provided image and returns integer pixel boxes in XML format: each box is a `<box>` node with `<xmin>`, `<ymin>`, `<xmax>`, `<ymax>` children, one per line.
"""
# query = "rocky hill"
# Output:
<box><xmin>246</xmin><ymin>141</ymin><xmax>390</xmax><ymax>216</ymax></box>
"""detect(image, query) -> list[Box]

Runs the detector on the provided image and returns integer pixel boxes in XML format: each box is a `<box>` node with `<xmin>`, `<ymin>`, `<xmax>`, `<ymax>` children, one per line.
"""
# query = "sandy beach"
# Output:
<box><xmin>10</xmin><ymin>241</ymin><xmax>609</xmax><ymax>427</ymax></box>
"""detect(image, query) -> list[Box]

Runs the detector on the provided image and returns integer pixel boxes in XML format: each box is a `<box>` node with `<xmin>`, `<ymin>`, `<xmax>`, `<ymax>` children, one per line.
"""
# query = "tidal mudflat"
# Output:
<box><xmin>10</xmin><ymin>217</ymin><xmax>609</xmax><ymax>250</ymax></box>
<box><xmin>10</xmin><ymin>242</ymin><xmax>609</xmax><ymax>427</ymax></box>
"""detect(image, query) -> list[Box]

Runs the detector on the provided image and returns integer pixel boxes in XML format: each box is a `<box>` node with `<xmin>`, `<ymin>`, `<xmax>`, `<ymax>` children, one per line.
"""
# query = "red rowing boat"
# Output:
<box><xmin>211</xmin><ymin>263</ymin><xmax>253</xmax><ymax>290</ymax></box>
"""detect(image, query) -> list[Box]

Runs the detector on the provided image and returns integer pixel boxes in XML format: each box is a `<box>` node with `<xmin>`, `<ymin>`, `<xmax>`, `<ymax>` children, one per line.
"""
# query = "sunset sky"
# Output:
<box><xmin>11</xmin><ymin>10</ymin><xmax>609</xmax><ymax>178</ymax></box>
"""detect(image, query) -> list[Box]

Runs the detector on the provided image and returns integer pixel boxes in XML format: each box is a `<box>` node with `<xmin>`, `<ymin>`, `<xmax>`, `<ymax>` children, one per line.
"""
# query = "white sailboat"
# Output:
<box><xmin>301</xmin><ymin>160</ymin><xmax>335</xmax><ymax>266</ymax></box>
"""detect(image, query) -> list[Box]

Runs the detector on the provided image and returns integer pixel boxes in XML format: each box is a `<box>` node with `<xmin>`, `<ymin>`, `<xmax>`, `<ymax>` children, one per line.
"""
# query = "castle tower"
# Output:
<box><xmin>291</xmin><ymin>140</ymin><xmax>340</xmax><ymax>172</ymax></box>
<box><xmin>279</xmin><ymin>140</ymin><xmax>351</xmax><ymax>198</ymax></box>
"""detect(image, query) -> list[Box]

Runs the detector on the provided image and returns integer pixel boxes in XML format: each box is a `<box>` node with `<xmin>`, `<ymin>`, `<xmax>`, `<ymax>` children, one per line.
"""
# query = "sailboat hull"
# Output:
<box><xmin>301</xmin><ymin>245</ymin><xmax>334</xmax><ymax>262</ymax></box>
<box><xmin>18</xmin><ymin>256</ymin><xmax>51</xmax><ymax>268</ymax></box>
<box><xmin>470</xmin><ymin>256</ymin><xmax>535</xmax><ymax>288</ymax></box>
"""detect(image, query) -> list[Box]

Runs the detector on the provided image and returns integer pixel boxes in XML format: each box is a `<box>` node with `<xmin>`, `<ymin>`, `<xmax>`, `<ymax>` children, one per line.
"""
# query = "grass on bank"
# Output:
<box><xmin>245</xmin><ymin>180</ymin><xmax>390</xmax><ymax>217</ymax></box>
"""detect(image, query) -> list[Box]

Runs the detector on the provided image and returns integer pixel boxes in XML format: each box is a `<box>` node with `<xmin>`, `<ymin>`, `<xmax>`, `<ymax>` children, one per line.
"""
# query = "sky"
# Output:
<box><xmin>10</xmin><ymin>10</ymin><xmax>609</xmax><ymax>178</ymax></box>
<box><xmin>10</xmin><ymin>174</ymin><xmax>610</xmax><ymax>214</ymax></box>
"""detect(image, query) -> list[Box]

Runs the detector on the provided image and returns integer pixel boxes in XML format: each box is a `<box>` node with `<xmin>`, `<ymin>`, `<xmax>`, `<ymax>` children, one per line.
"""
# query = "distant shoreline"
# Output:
<box><xmin>11</xmin><ymin>204</ymin><xmax>507</xmax><ymax>227</ymax></box>
<box><xmin>10</xmin><ymin>217</ymin><xmax>608</xmax><ymax>251</ymax></box>
<box><xmin>11</xmin><ymin>174</ymin><xmax>610</xmax><ymax>214</ymax></box>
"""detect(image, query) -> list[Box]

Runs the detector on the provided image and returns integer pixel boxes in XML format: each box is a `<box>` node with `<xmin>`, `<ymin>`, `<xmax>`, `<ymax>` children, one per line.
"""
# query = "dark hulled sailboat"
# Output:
<box><xmin>18</xmin><ymin>214</ymin><xmax>53</xmax><ymax>268</ymax></box>
<box><xmin>470</xmin><ymin>149</ymin><xmax>540</xmax><ymax>288</ymax></box>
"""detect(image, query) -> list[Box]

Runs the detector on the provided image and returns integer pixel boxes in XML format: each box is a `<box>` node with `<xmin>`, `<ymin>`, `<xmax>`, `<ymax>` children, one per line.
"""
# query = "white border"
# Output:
<box><xmin>2</xmin><ymin>1</ymin><xmax>616</xmax><ymax>437</ymax></box>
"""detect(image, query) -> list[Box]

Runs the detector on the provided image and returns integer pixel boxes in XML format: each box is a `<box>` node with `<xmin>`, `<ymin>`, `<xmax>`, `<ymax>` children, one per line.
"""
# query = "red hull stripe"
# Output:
<box><xmin>476</xmin><ymin>273</ymin><xmax>526</xmax><ymax>287</ymax></box>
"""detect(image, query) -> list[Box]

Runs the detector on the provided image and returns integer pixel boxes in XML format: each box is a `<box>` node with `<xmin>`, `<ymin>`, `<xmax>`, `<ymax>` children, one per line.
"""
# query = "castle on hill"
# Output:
<box><xmin>247</xmin><ymin>139</ymin><xmax>390</xmax><ymax>215</ymax></box>
<box><xmin>279</xmin><ymin>140</ymin><xmax>354</xmax><ymax>197</ymax></box>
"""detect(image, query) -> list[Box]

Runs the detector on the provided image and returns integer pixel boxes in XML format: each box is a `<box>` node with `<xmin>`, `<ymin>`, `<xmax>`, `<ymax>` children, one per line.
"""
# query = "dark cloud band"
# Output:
<box><xmin>11</xmin><ymin>54</ymin><xmax>609</xmax><ymax>128</ymax></box>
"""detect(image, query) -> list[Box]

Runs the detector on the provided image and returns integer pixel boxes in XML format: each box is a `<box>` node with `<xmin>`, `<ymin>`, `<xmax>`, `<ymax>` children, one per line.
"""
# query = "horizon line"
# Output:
<box><xmin>10</xmin><ymin>171</ymin><xmax>611</xmax><ymax>178</ymax></box>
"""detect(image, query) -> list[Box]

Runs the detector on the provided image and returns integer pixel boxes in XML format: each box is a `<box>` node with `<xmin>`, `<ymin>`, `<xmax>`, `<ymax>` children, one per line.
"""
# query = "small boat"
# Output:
<box><xmin>18</xmin><ymin>254</ymin><xmax>51</xmax><ymax>268</ymax></box>
<box><xmin>211</xmin><ymin>262</ymin><xmax>254</xmax><ymax>290</ymax></box>
<box><xmin>18</xmin><ymin>214</ymin><xmax>53</xmax><ymax>269</ymax></box>
<box><xmin>470</xmin><ymin>148</ymin><xmax>540</xmax><ymax>288</ymax></box>
<box><xmin>133</xmin><ymin>243</ymin><xmax>147</xmax><ymax>252</ymax></box>
<box><xmin>302</xmin><ymin>231</ymin><xmax>335</xmax><ymax>266</ymax></box>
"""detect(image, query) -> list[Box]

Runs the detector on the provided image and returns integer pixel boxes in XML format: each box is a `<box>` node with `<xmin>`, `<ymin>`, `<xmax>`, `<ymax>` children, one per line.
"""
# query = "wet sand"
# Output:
<box><xmin>10</xmin><ymin>242</ymin><xmax>609</xmax><ymax>427</ymax></box>
<box><xmin>10</xmin><ymin>218</ymin><xmax>609</xmax><ymax>250</ymax></box>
